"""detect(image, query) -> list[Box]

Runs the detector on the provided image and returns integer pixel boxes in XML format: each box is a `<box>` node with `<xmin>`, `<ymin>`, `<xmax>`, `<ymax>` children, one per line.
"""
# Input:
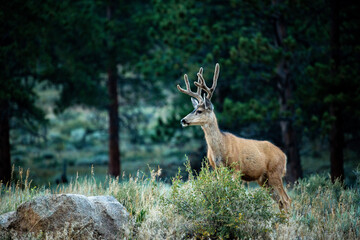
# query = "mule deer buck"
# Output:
<box><xmin>177</xmin><ymin>63</ymin><xmax>291</xmax><ymax>210</ymax></box>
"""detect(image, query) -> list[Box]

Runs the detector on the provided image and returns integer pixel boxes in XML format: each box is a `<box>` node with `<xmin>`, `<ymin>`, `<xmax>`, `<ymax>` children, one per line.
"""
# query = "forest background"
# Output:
<box><xmin>1</xmin><ymin>0</ymin><xmax>359</xmax><ymax>187</ymax></box>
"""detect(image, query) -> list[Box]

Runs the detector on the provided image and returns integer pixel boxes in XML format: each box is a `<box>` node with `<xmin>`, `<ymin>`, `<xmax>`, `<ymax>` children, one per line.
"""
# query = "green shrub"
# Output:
<box><xmin>165</xmin><ymin>161</ymin><xmax>283</xmax><ymax>239</ymax></box>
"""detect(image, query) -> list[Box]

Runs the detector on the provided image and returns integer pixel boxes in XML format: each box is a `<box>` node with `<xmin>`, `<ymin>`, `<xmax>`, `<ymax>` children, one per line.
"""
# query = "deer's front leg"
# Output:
<box><xmin>208</xmin><ymin>153</ymin><xmax>223</xmax><ymax>168</ymax></box>
<box><xmin>214</xmin><ymin>156</ymin><xmax>223</xmax><ymax>167</ymax></box>
<box><xmin>207</xmin><ymin>152</ymin><xmax>217</xmax><ymax>169</ymax></box>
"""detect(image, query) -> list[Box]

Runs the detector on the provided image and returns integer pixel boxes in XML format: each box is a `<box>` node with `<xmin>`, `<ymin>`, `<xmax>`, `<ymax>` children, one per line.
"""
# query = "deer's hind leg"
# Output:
<box><xmin>257</xmin><ymin>173</ymin><xmax>268</xmax><ymax>187</ymax></box>
<box><xmin>257</xmin><ymin>173</ymin><xmax>291</xmax><ymax>211</ymax></box>
<box><xmin>267</xmin><ymin>174</ymin><xmax>291</xmax><ymax>211</ymax></box>
<box><xmin>257</xmin><ymin>173</ymin><xmax>281</xmax><ymax>204</ymax></box>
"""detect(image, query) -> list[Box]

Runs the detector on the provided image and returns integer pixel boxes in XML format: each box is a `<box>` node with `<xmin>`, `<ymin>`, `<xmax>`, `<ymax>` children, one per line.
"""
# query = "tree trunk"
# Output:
<box><xmin>273</xmin><ymin>0</ymin><xmax>303</xmax><ymax>184</ymax></box>
<box><xmin>329</xmin><ymin>104</ymin><xmax>344</xmax><ymax>183</ymax></box>
<box><xmin>0</xmin><ymin>101</ymin><xmax>11</xmax><ymax>184</ymax></box>
<box><xmin>107</xmin><ymin>3</ymin><xmax>120</xmax><ymax>177</ymax></box>
<box><xmin>329</xmin><ymin>0</ymin><xmax>344</xmax><ymax>183</ymax></box>
<box><xmin>279</xmin><ymin>89</ymin><xmax>303</xmax><ymax>183</ymax></box>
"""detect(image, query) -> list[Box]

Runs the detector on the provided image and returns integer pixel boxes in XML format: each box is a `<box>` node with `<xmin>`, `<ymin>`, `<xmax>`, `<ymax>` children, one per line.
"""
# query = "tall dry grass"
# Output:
<box><xmin>1</xmin><ymin>165</ymin><xmax>359</xmax><ymax>239</ymax></box>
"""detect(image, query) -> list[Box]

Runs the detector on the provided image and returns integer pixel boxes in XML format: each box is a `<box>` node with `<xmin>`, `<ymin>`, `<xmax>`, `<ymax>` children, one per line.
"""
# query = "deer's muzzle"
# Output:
<box><xmin>180</xmin><ymin>118</ymin><xmax>189</xmax><ymax>127</ymax></box>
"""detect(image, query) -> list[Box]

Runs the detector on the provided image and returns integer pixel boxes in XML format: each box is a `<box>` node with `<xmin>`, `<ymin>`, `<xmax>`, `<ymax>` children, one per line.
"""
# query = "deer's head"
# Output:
<box><xmin>177</xmin><ymin>63</ymin><xmax>219</xmax><ymax>127</ymax></box>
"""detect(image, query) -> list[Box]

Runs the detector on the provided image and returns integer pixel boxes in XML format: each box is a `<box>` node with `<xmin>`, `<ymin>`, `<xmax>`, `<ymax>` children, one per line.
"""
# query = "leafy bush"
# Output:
<box><xmin>165</xmin><ymin>161</ymin><xmax>283</xmax><ymax>239</ymax></box>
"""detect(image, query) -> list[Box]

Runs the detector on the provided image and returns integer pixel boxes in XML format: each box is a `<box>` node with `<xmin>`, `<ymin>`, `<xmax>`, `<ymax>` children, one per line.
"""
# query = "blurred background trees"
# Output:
<box><xmin>0</xmin><ymin>0</ymin><xmax>359</xmax><ymax>185</ymax></box>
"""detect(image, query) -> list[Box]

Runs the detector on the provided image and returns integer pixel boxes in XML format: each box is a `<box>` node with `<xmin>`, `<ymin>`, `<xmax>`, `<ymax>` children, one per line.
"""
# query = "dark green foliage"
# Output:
<box><xmin>0</xmin><ymin>0</ymin><xmax>108</xmax><ymax>126</ymax></box>
<box><xmin>1</xmin><ymin>0</ymin><xmax>360</xmax><ymax>185</ymax></box>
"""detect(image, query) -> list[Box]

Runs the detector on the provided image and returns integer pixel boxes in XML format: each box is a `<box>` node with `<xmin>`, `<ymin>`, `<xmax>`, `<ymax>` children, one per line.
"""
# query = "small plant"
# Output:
<box><xmin>165</xmin><ymin>161</ymin><xmax>283</xmax><ymax>239</ymax></box>
<box><xmin>354</xmin><ymin>165</ymin><xmax>360</xmax><ymax>188</ymax></box>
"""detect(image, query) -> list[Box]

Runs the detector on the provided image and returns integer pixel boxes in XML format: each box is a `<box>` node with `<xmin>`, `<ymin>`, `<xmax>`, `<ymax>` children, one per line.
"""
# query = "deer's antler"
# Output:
<box><xmin>194</xmin><ymin>63</ymin><xmax>219</xmax><ymax>100</ymax></box>
<box><xmin>177</xmin><ymin>68</ymin><xmax>204</xmax><ymax>103</ymax></box>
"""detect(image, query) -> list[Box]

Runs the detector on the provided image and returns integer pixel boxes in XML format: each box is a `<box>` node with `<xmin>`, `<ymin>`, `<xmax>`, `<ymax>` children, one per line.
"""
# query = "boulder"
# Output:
<box><xmin>0</xmin><ymin>194</ymin><xmax>129</xmax><ymax>240</ymax></box>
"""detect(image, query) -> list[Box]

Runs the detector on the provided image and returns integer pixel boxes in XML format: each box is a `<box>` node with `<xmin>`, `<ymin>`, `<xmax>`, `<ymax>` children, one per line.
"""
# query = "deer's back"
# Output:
<box><xmin>217</xmin><ymin>132</ymin><xmax>286</xmax><ymax>181</ymax></box>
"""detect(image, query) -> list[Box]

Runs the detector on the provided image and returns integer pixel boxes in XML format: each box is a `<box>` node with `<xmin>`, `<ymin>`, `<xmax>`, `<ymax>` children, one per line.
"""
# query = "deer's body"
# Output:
<box><xmin>177</xmin><ymin>63</ymin><xmax>291</xmax><ymax>210</ymax></box>
<box><xmin>202</xmin><ymin>118</ymin><xmax>287</xmax><ymax>186</ymax></box>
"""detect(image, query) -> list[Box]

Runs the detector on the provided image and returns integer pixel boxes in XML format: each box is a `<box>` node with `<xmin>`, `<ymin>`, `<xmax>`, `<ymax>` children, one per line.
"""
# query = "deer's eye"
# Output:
<box><xmin>196</xmin><ymin>110</ymin><xmax>203</xmax><ymax>114</ymax></box>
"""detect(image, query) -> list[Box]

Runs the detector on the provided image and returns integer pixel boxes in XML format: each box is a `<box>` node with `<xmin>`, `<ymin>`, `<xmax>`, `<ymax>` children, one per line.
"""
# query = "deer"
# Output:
<box><xmin>177</xmin><ymin>63</ymin><xmax>291</xmax><ymax>210</ymax></box>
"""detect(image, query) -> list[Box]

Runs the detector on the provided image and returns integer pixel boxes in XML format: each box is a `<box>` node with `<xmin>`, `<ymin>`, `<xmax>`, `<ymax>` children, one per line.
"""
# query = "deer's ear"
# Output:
<box><xmin>191</xmin><ymin>97</ymin><xmax>199</xmax><ymax>108</ymax></box>
<box><xmin>204</xmin><ymin>97</ymin><xmax>213</xmax><ymax>110</ymax></box>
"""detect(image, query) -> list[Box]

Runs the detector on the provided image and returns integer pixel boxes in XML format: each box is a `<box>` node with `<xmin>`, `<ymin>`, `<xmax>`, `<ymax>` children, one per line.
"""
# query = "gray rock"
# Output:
<box><xmin>0</xmin><ymin>194</ymin><xmax>129</xmax><ymax>240</ymax></box>
<box><xmin>0</xmin><ymin>211</ymin><xmax>15</xmax><ymax>229</ymax></box>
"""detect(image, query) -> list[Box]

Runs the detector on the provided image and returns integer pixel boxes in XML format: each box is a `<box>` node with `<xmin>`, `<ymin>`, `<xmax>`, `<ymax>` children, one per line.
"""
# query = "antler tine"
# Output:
<box><xmin>177</xmin><ymin>73</ymin><xmax>203</xmax><ymax>102</ymax></box>
<box><xmin>196</xmin><ymin>67</ymin><xmax>203</xmax><ymax>95</ymax></box>
<box><xmin>212</xmin><ymin>63</ymin><xmax>219</xmax><ymax>93</ymax></box>
<box><xmin>195</xmin><ymin>73</ymin><xmax>212</xmax><ymax>99</ymax></box>
<box><xmin>194</xmin><ymin>63</ymin><xmax>220</xmax><ymax>100</ymax></box>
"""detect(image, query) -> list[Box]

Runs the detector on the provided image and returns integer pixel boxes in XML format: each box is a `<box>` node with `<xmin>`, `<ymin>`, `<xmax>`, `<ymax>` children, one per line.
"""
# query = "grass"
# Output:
<box><xmin>273</xmin><ymin>174</ymin><xmax>360</xmax><ymax>239</ymax></box>
<box><xmin>1</xmin><ymin>164</ymin><xmax>359</xmax><ymax>239</ymax></box>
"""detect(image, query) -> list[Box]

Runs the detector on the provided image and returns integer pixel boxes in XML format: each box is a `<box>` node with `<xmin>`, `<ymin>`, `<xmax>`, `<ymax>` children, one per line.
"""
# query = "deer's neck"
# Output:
<box><xmin>201</xmin><ymin>115</ymin><xmax>225</xmax><ymax>163</ymax></box>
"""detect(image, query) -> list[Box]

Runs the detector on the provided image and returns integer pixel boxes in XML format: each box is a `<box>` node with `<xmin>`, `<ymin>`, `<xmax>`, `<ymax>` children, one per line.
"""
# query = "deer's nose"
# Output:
<box><xmin>180</xmin><ymin>118</ymin><xmax>186</xmax><ymax>125</ymax></box>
